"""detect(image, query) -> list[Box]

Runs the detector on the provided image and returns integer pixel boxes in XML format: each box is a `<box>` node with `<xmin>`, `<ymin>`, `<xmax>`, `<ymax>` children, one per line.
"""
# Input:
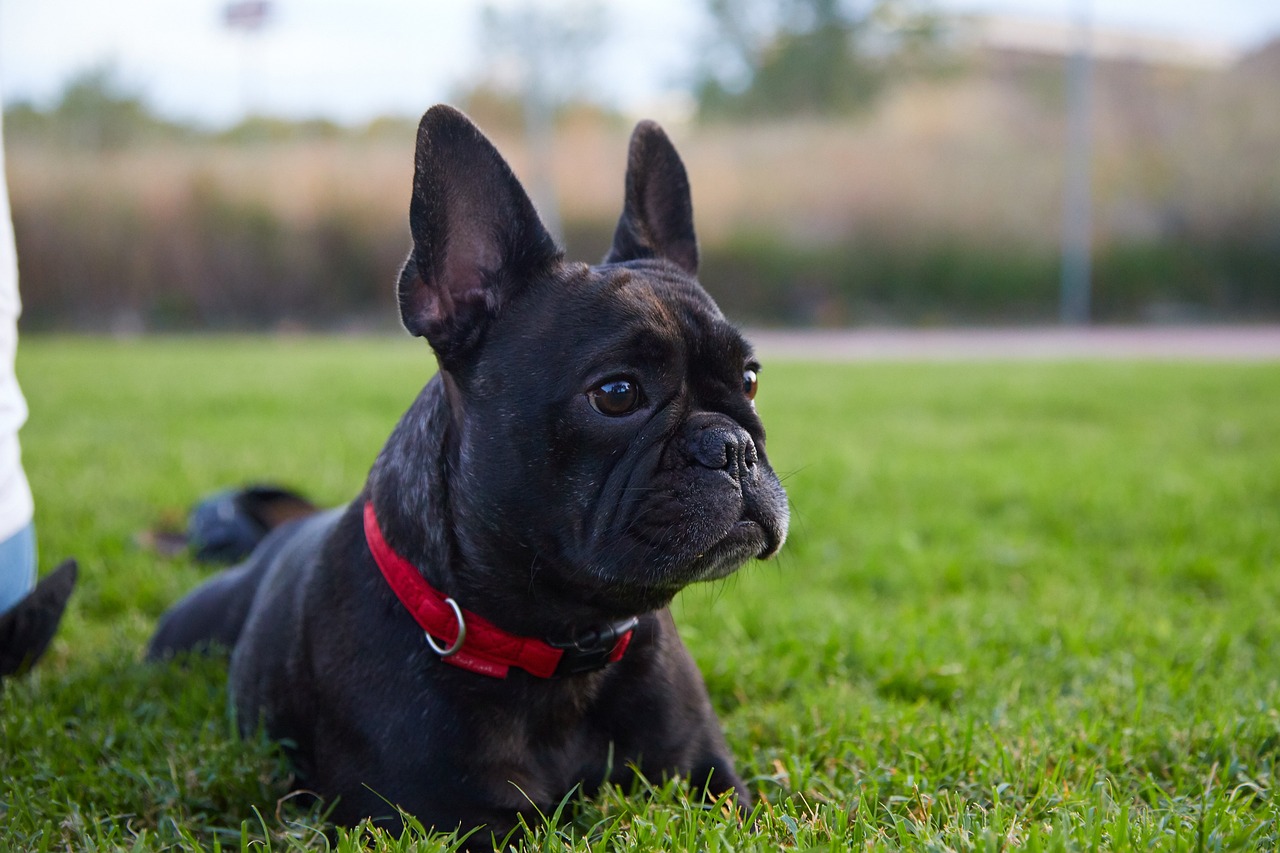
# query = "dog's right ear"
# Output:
<box><xmin>397</xmin><ymin>105</ymin><xmax>561</xmax><ymax>365</ymax></box>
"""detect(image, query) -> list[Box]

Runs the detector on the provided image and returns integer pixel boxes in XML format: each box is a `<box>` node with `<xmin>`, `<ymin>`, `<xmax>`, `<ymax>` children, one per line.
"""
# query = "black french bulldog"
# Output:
<box><xmin>148</xmin><ymin>105</ymin><xmax>789</xmax><ymax>843</ymax></box>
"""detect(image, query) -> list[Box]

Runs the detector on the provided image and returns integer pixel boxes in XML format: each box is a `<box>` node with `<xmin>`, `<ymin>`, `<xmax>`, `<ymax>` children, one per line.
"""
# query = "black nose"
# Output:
<box><xmin>690</xmin><ymin>421</ymin><xmax>759</xmax><ymax>477</ymax></box>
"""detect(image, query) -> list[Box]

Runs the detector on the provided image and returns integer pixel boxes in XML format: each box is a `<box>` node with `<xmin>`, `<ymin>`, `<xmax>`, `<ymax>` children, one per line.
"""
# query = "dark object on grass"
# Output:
<box><xmin>0</xmin><ymin>559</ymin><xmax>78</xmax><ymax>679</ymax></box>
<box><xmin>187</xmin><ymin>485</ymin><xmax>316</xmax><ymax>564</ymax></box>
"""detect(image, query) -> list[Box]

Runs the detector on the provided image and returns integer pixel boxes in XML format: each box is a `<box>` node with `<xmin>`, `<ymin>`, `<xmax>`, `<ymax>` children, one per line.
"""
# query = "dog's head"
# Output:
<box><xmin>396</xmin><ymin>105</ymin><xmax>788</xmax><ymax>618</ymax></box>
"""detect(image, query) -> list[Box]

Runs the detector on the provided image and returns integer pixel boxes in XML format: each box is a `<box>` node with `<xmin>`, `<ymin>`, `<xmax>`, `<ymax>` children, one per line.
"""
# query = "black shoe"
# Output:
<box><xmin>0</xmin><ymin>559</ymin><xmax>78</xmax><ymax>678</ymax></box>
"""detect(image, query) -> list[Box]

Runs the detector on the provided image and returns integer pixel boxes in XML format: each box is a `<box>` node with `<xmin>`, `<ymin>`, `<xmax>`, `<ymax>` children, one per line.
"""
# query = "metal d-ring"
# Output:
<box><xmin>425</xmin><ymin>597</ymin><xmax>466</xmax><ymax>657</ymax></box>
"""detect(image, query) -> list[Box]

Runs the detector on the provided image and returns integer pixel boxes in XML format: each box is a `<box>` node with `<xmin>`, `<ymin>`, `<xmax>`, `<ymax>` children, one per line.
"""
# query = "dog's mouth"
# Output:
<box><xmin>575</xmin><ymin>511</ymin><xmax>786</xmax><ymax>614</ymax></box>
<box><xmin>583</xmin><ymin>460</ymin><xmax>790</xmax><ymax>607</ymax></box>
<box><xmin>649</xmin><ymin>515</ymin><xmax>784</xmax><ymax>591</ymax></box>
<box><xmin>685</xmin><ymin>520</ymin><xmax>771</xmax><ymax>580</ymax></box>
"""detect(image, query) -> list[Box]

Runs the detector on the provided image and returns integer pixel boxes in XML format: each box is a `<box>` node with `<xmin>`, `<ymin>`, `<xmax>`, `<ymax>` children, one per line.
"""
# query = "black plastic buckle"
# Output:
<box><xmin>548</xmin><ymin>617</ymin><xmax>639</xmax><ymax>677</ymax></box>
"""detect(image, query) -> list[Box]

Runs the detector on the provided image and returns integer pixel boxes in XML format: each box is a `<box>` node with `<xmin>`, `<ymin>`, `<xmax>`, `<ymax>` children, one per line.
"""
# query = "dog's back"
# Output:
<box><xmin>147</xmin><ymin>508</ymin><xmax>341</xmax><ymax>659</ymax></box>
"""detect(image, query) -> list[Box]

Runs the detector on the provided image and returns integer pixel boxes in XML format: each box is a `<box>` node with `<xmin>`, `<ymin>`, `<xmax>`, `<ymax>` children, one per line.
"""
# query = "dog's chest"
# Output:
<box><xmin>468</xmin><ymin>687</ymin><xmax>618</xmax><ymax>807</ymax></box>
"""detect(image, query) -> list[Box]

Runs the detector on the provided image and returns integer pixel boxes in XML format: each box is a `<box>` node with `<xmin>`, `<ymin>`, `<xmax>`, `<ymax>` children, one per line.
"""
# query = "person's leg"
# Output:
<box><xmin>0</xmin><ymin>520</ymin><xmax>35</xmax><ymax>615</ymax></box>
<box><xmin>0</xmin><ymin>106</ymin><xmax>35</xmax><ymax>622</ymax></box>
<box><xmin>0</xmin><ymin>96</ymin><xmax>66</xmax><ymax>679</ymax></box>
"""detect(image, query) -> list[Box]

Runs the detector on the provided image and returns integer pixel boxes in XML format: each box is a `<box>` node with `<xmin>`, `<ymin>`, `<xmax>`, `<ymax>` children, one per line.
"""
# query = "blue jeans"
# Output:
<box><xmin>0</xmin><ymin>521</ymin><xmax>36</xmax><ymax>615</ymax></box>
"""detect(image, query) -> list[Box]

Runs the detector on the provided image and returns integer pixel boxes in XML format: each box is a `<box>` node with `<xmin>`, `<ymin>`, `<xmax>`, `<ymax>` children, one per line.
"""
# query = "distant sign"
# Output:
<box><xmin>224</xmin><ymin>1</ymin><xmax>272</xmax><ymax>32</ymax></box>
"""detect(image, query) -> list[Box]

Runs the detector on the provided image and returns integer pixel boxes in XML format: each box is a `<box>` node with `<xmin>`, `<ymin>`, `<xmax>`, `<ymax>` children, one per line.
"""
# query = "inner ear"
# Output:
<box><xmin>604</xmin><ymin>120</ymin><xmax>698</xmax><ymax>276</ymax></box>
<box><xmin>398</xmin><ymin>105</ymin><xmax>560</xmax><ymax>363</ymax></box>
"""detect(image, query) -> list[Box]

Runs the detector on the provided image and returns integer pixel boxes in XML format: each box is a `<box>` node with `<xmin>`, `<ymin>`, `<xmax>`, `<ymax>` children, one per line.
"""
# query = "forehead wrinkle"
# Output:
<box><xmin>562</xmin><ymin>262</ymin><xmax>742</xmax><ymax>373</ymax></box>
<box><xmin>595</xmin><ymin>268</ymin><xmax>682</xmax><ymax>339</ymax></box>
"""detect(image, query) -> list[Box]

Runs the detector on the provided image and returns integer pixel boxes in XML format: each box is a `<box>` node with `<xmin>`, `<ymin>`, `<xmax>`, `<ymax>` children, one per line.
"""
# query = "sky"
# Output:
<box><xmin>1</xmin><ymin>0</ymin><xmax>1278</xmax><ymax>127</ymax></box>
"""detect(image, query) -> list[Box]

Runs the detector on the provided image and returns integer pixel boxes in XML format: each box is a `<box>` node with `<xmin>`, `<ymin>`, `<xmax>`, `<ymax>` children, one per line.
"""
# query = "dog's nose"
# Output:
<box><xmin>690</xmin><ymin>423</ymin><xmax>759</xmax><ymax>477</ymax></box>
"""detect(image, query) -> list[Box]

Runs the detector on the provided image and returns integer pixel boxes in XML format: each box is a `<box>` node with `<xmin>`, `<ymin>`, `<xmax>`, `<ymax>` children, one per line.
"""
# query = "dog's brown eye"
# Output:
<box><xmin>743</xmin><ymin>369</ymin><xmax>759</xmax><ymax>401</ymax></box>
<box><xmin>588</xmin><ymin>379</ymin><xmax>642</xmax><ymax>417</ymax></box>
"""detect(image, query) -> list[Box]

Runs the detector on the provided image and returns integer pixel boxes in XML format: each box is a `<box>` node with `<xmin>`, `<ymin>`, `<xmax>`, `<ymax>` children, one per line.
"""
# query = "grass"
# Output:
<box><xmin>3</xmin><ymin>335</ymin><xmax>1279</xmax><ymax>850</ymax></box>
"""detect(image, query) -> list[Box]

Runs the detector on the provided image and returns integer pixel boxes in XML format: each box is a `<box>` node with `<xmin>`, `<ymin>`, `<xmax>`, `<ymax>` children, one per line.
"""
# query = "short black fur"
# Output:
<box><xmin>149</xmin><ymin>105</ymin><xmax>789</xmax><ymax>847</ymax></box>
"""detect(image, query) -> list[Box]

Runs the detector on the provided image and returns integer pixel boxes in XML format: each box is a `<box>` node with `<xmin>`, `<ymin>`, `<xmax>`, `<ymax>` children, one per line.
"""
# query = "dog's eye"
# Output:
<box><xmin>588</xmin><ymin>379</ymin><xmax>642</xmax><ymax>417</ymax></box>
<box><xmin>743</xmin><ymin>368</ymin><xmax>759</xmax><ymax>401</ymax></box>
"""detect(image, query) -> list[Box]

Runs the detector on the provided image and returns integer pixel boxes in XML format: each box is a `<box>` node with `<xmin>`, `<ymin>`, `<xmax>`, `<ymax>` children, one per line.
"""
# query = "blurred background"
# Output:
<box><xmin>1</xmin><ymin>0</ymin><xmax>1277</xmax><ymax>333</ymax></box>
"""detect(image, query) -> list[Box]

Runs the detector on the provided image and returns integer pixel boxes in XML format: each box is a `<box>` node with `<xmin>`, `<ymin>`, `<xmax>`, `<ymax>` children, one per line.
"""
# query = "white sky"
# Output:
<box><xmin>0</xmin><ymin>0</ymin><xmax>1277</xmax><ymax>127</ymax></box>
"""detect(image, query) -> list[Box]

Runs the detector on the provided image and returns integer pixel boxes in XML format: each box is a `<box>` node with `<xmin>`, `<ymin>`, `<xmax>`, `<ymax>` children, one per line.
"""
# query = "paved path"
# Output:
<box><xmin>746</xmin><ymin>326</ymin><xmax>1280</xmax><ymax>361</ymax></box>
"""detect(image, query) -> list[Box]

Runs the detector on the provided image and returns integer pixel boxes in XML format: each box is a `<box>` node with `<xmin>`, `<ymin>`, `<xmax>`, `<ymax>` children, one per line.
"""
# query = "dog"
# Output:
<box><xmin>148</xmin><ymin>105</ymin><xmax>789</xmax><ymax>844</ymax></box>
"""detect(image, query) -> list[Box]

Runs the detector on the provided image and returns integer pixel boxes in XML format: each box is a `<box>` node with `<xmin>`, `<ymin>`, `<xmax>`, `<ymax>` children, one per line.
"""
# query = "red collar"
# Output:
<box><xmin>363</xmin><ymin>501</ymin><xmax>635</xmax><ymax>679</ymax></box>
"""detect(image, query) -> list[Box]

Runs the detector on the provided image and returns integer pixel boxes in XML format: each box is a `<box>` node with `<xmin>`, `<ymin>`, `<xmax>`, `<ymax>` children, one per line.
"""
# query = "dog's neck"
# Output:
<box><xmin>368</xmin><ymin>375</ymin><xmax>457</xmax><ymax>584</ymax></box>
<box><xmin>368</xmin><ymin>373</ymin><xmax>636</xmax><ymax>641</ymax></box>
<box><xmin>363</xmin><ymin>499</ymin><xmax>637</xmax><ymax>679</ymax></box>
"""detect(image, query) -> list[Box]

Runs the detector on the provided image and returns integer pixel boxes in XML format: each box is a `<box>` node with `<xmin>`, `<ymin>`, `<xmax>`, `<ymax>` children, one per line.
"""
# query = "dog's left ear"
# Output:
<box><xmin>397</xmin><ymin>105</ymin><xmax>561</xmax><ymax>364</ymax></box>
<box><xmin>604</xmin><ymin>121</ymin><xmax>698</xmax><ymax>276</ymax></box>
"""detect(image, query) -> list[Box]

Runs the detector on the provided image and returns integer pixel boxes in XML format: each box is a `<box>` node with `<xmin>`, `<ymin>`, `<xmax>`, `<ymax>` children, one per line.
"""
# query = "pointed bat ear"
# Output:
<box><xmin>396</xmin><ymin>105</ymin><xmax>561</xmax><ymax>365</ymax></box>
<box><xmin>603</xmin><ymin>120</ymin><xmax>698</xmax><ymax>276</ymax></box>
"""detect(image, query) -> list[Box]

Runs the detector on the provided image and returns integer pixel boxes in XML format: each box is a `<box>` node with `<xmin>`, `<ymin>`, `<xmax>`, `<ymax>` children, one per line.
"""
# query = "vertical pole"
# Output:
<box><xmin>518</xmin><ymin>6</ymin><xmax>562</xmax><ymax>243</ymax></box>
<box><xmin>524</xmin><ymin>82</ymin><xmax>563</xmax><ymax>242</ymax></box>
<box><xmin>1060</xmin><ymin>0</ymin><xmax>1094</xmax><ymax>324</ymax></box>
<box><xmin>224</xmin><ymin>2</ymin><xmax>271</xmax><ymax>124</ymax></box>
<box><xmin>239</xmin><ymin>32</ymin><xmax>255</xmax><ymax>118</ymax></box>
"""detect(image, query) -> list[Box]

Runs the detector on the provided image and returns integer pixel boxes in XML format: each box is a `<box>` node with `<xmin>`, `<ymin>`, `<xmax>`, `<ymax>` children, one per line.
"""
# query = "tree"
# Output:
<box><xmin>694</xmin><ymin>0</ymin><xmax>943</xmax><ymax>119</ymax></box>
<box><xmin>3</xmin><ymin>65</ymin><xmax>187</xmax><ymax>149</ymax></box>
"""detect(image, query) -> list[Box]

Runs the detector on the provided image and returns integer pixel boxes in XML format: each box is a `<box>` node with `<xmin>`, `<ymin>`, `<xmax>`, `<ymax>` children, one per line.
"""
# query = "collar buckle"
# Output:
<box><xmin>548</xmin><ymin>616</ymin><xmax>640</xmax><ymax>676</ymax></box>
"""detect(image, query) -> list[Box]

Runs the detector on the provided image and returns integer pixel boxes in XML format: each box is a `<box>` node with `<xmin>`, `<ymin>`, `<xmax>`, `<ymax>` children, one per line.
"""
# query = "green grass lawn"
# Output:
<box><xmin>3</xmin><ymin>336</ymin><xmax>1279</xmax><ymax>851</ymax></box>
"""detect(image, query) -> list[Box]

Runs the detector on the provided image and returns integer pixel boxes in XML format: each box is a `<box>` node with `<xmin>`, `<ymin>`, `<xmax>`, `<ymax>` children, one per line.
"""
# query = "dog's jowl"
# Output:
<box><xmin>149</xmin><ymin>105</ymin><xmax>789</xmax><ymax>842</ymax></box>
